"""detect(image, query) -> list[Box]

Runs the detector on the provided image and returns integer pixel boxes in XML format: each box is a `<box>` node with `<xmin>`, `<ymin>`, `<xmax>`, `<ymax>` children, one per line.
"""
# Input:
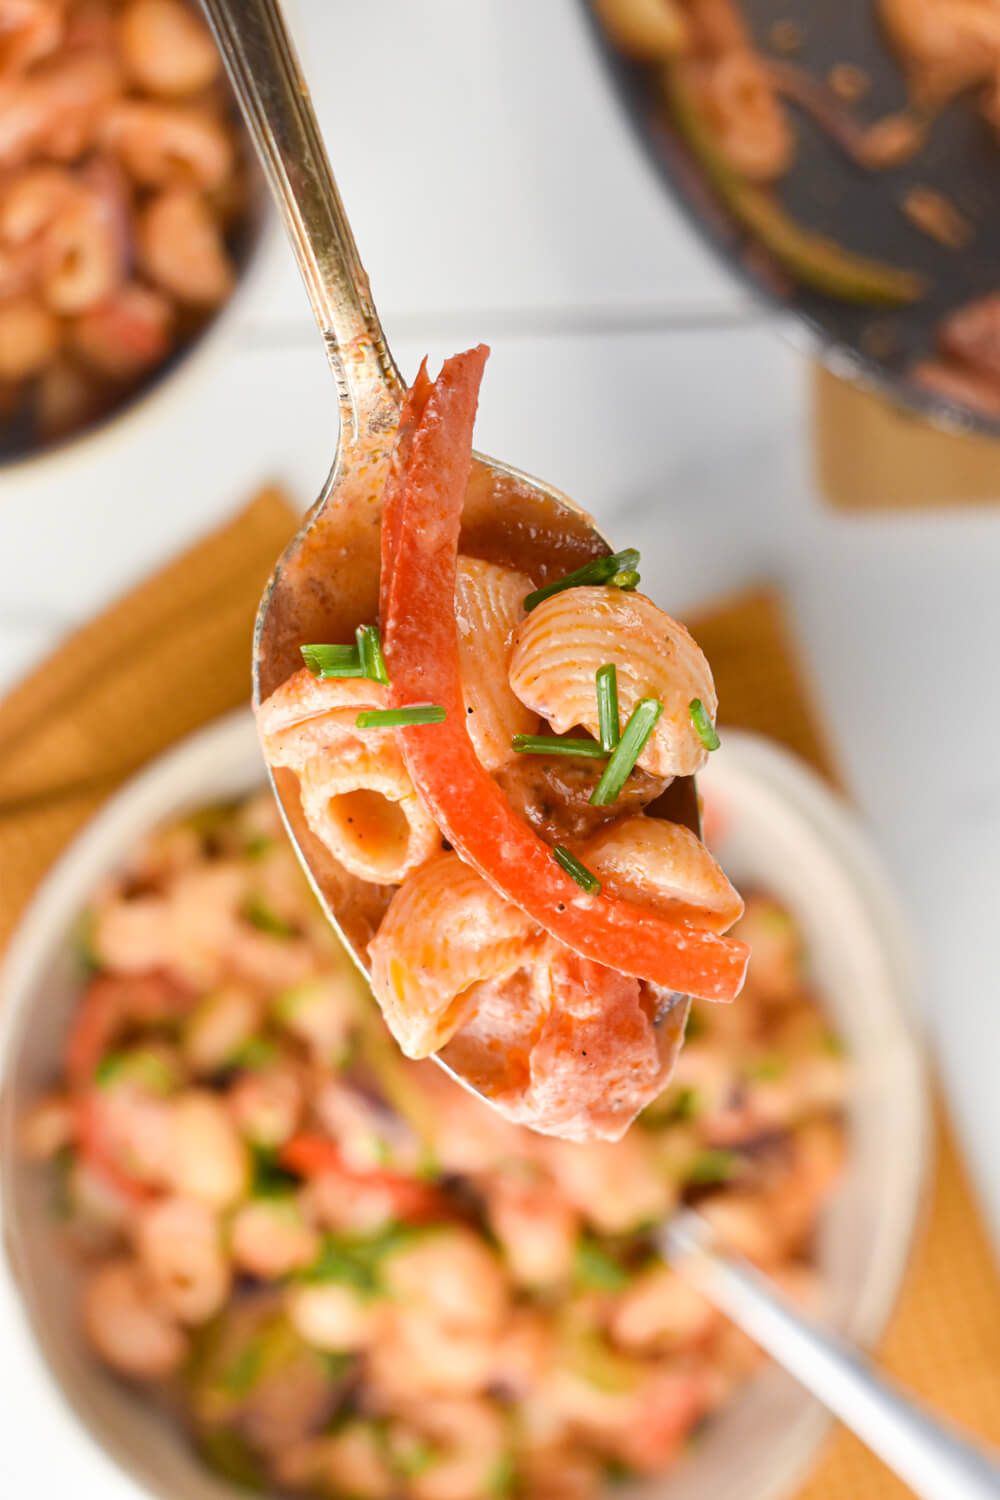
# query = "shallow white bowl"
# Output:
<box><xmin>0</xmin><ymin>714</ymin><xmax>929</xmax><ymax>1500</ymax></box>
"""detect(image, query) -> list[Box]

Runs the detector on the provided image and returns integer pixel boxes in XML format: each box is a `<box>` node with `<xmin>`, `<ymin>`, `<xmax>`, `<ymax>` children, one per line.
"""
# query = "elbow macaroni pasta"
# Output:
<box><xmin>258</xmin><ymin>669</ymin><xmax>441</xmax><ymax>886</ymax></box>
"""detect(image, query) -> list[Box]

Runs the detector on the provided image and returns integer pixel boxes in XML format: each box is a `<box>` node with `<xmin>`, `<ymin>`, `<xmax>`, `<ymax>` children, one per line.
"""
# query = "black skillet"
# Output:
<box><xmin>580</xmin><ymin>0</ymin><xmax>1000</xmax><ymax>438</ymax></box>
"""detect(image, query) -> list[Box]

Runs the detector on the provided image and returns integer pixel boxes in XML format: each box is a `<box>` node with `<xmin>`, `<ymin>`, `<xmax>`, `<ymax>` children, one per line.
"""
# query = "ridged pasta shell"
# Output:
<box><xmin>455</xmin><ymin>555</ymin><xmax>538</xmax><ymax>771</ymax></box>
<box><xmin>509</xmin><ymin>589</ymin><xmax>717</xmax><ymax>778</ymax></box>
<box><xmin>442</xmin><ymin>942</ymin><xmax>690</xmax><ymax>1142</ymax></box>
<box><xmin>368</xmin><ymin>852</ymin><xmax>541</xmax><ymax>1059</ymax></box>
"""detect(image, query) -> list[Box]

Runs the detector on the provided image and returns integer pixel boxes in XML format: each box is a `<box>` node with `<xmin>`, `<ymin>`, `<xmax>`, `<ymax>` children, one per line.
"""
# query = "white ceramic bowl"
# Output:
<box><xmin>0</xmin><ymin>714</ymin><xmax>930</xmax><ymax>1500</ymax></box>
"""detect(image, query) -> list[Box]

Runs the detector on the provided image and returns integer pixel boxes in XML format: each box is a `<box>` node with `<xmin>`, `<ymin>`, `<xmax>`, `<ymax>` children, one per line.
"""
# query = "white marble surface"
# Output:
<box><xmin>1</xmin><ymin>3</ymin><xmax>999</xmax><ymax>1494</ymax></box>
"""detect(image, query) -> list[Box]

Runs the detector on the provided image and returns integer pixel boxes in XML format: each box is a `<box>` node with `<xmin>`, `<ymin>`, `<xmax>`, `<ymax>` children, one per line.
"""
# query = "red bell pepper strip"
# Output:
<box><xmin>379</xmin><ymin>356</ymin><xmax>433</xmax><ymax>625</ymax></box>
<box><xmin>379</xmin><ymin>347</ymin><xmax>748</xmax><ymax>1002</ymax></box>
<box><xmin>279</xmin><ymin>1133</ymin><xmax>448</xmax><ymax>1224</ymax></box>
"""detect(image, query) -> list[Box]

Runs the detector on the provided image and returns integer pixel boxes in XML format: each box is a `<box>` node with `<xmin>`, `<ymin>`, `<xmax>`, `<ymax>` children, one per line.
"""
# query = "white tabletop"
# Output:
<box><xmin>2</xmin><ymin>5</ymin><xmax>999</xmax><ymax>1492</ymax></box>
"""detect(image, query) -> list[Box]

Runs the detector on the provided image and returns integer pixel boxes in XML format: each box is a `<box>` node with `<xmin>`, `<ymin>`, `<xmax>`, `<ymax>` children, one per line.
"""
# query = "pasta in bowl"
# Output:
<box><xmin>256</xmin><ymin>348</ymin><xmax>749</xmax><ymax>1143</ymax></box>
<box><xmin>0</xmin><ymin>713</ymin><xmax>927</xmax><ymax>1500</ymax></box>
<box><xmin>18</xmin><ymin>785</ymin><xmax>847</xmax><ymax>1500</ymax></box>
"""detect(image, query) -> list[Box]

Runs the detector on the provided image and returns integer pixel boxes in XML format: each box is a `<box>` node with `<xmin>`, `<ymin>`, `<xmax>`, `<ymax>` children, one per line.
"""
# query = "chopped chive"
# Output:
<box><xmin>745</xmin><ymin>1053</ymin><xmax>786</xmax><ymax>1083</ymax></box>
<box><xmin>596</xmin><ymin>664</ymin><xmax>621</xmax><ymax>753</ymax></box>
<box><xmin>821</xmin><ymin>1028</ymin><xmax>846</xmax><ymax>1058</ymax></box>
<box><xmin>392</xmin><ymin>1437</ymin><xmax>438</xmax><ymax>1480</ymax></box>
<box><xmin>94</xmin><ymin>1051</ymin><xmax>126</xmax><ymax>1089</ymax></box>
<box><xmin>609</xmin><ymin>568</ymin><xmax>640</xmax><ymax>590</ymax></box>
<box><xmin>244</xmin><ymin>894</ymin><xmax>296</xmax><ymax>938</ymax></box>
<box><xmin>686</xmin><ymin>1148</ymin><xmax>740</xmax><ymax>1186</ymax></box>
<box><xmin>485</xmin><ymin>1453</ymin><xmax>517</xmax><ymax>1500</ymax></box>
<box><xmin>589</xmin><ymin>698</ymin><xmax>663</xmax><ymax>806</ymax></box>
<box><xmin>301</xmin><ymin>642</ymin><xmax>366</xmax><ymax>678</ymax></box>
<box><xmin>553</xmin><ymin>844</ymin><xmax>601</xmax><ymax>895</ymax></box>
<box><xmin>575</xmin><ymin>1235</ymin><xmax>630</xmax><ymax>1291</ymax></box>
<box><xmin>231</xmin><ymin>1037</ymin><xmax>279</xmax><ymax>1071</ymax></box>
<box><xmin>523</xmin><ymin>548</ymin><xmax>641</xmax><ymax>612</ymax></box>
<box><xmin>356</xmin><ymin>624</ymin><xmax>389</xmax><ymax>685</ymax></box>
<box><xmin>665</xmin><ymin>1085</ymin><xmax>701</xmax><ymax>1123</ymax></box>
<box><xmin>689</xmin><ymin>698</ymin><xmax>720</xmax><ymax>752</ymax></box>
<box><xmin>512</xmin><ymin>734</ymin><xmax>607</xmax><ymax>759</ymax></box>
<box><xmin>356</xmin><ymin>705</ymin><xmax>446</xmax><ymax>728</ymax></box>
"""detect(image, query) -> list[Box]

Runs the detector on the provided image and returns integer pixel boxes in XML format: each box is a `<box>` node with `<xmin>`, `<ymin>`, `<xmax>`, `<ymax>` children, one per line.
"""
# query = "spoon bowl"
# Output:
<box><xmin>200</xmin><ymin>0</ymin><xmax>700</xmax><ymax>1094</ymax></box>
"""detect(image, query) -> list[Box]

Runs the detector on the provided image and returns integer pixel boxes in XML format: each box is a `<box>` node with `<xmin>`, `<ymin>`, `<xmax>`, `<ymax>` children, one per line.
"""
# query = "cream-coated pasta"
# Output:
<box><xmin>455</xmin><ymin>555</ymin><xmax>538</xmax><ymax>771</ymax></box>
<box><xmin>249</xmin><ymin>349</ymin><xmax>751</xmax><ymax>1147</ymax></box>
<box><xmin>508</xmin><ymin>587</ymin><xmax>718</xmax><ymax>779</ymax></box>
<box><xmin>369</xmin><ymin>851</ymin><xmax>689</xmax><ymax>1140</ymax></box>
<box><xmin>368</xmin><ymin>852</ymin><xmax>541</xmax><ymax>1058</ymax></box>
<box><xmin>258</xmin><ymin>669</ymin><xmax>441</xmax><ymax>886</ymax></box>
<box><xmin>26</xmin><ymin>791</ymin><xmax>843</xmax><ymax>1495</ymax></box>
<box><xmin>579</xmin><ymin>815</ymin><xmax>743</xmax><ymax>932</ymax></box>
<box><xmin>441</xmin><ymin>940</ymin><xmax>690</xmax><ymax>1142</ymax></box>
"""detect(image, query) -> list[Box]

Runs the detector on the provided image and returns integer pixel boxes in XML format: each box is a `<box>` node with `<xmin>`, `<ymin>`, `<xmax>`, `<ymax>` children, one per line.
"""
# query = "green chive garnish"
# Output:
<box><xmin>244</xmin><ymin>894</ymin><xmax>296</xmax><ymax>937</ymax></box>
<box><xmin>356</xmin><ymin>705</ymin><xmax>446</xmax><ymax>728</ymax></box>
<box><xmin>301</xmin><ymin>642</ymin><xmax>365</xmax><ymax>678</ymax></box>
<box><xmin>686</xmin><ymin>1148</ymin><xmax>740</xmax><ymax>1186</ymax></box>
<box><xmin>523</xmin><ymin>548</ymin><xmax>641</xmax><ymax>612</ymax></box>
<box><xmin>553</xmin><ymin>844</ymin><xmax>601</xmax><ymax>894</ymax></box>
<box><xmin>596</xmin><ymin>664</ymin><xmax>621</xmax><ymax>753</ymax></box>
<box><xmin>574</xmin><ymin>1236</ymin><xmax>630</xmax><ymax>1291</ymax></box>
<box><xmin>356</xmin><ymin>625</ymin><xmax>389</xmax><ymax>685</ymax></box>
<box><xmin>689</xmin><ymin>697</ymin><xmax>720</xmax><ymax>751</ymax></box>
<box><xmin>589</xmin><ymin>698</ymin><xmax>663</xmax><ymax>806</ymax></box>
<box><xmin>512</xmin><ymin>734</ymin><xmax>606</xmax><ymax>759</ymax></box>
<box><xmin>303</xmin><ymin>630</ymin><xmax>390</xmax><ymax>685</ymax></box>
<box><xmin>609</xmin><ymin>569</ymin><xmax>640</xmax><ymax>590</ymax></box>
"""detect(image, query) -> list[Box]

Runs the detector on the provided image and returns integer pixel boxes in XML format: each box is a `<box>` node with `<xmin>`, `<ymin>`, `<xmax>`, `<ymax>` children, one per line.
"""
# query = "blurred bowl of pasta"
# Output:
<box><xmin>0</xmin><ymin>713</ymin><xmax>928</xmax><ymax>1500</ymax></box>
<box><xmin>584</xmin><ymin>0</ymin><xmax>1000</xmax><ymax>435</ymax></box>
<box><xmin>0</xmin><ymin>0</ymin><xmax>273</xmax><ymax>473</ymax></box>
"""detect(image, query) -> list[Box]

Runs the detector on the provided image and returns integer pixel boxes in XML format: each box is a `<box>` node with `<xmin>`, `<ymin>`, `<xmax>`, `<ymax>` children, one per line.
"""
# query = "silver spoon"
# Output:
<box><xmin>200</xmin><ymin>1</ymin><xmax>699</xmax><ymax>986</ymax></box>
<box><xmin>201</xmin><ymin>5</ymin><xmax>1000</xmax><ymax>1494</ymax></box>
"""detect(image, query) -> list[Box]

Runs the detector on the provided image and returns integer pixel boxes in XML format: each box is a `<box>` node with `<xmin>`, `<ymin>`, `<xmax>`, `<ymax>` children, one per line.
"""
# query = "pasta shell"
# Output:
<box><xmin>368</xmin><ymin>852</ymin><xmax>541</xmax><ymax>1058</ymax></box>
<box><xmin>509</xmin><ymin>588</ymin><xmax>717</xmax><ymax>779</ymax></box>
<box><xmin>579</xmin><ymin>816</ymin><xmax>743</xmax><ymax>932</ymax></box>
<box><xmin>455</xmin><ymin>555</ymin><xmax>538</xmax><ymax>771</ymax></box>
<box><xmin>442</xmin><ymin>941</ymin><xmax>690</xmax><ymax>1142</ymax></box>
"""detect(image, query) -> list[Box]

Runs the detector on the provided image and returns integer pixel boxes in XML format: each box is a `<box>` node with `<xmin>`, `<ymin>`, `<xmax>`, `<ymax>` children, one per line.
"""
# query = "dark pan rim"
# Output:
<box><xmin>578</xmin><ymin>0</ymin><xmax>1000</xmax><ymax>443</ymax></box>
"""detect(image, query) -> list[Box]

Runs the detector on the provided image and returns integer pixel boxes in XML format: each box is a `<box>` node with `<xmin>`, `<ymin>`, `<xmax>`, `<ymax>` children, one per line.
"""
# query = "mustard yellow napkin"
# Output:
<box><xmin>690</xmin><ymin>591</ymin><xmax>1000</xmax><ymax>1496</ymax></box>
<box><xmin>0</xmin><ymin>499</ymin><xmax>997</xmax><ymax>1498</ymax></box>
<box><xmin>0</xmin><ymin>487</ymin><xmax>299</xmax><ymax>947</ymax></box>
<box><xmin>812</xmin><ymin>366</ymin><xmax>1000</xmax><ymax>512</ymax></box>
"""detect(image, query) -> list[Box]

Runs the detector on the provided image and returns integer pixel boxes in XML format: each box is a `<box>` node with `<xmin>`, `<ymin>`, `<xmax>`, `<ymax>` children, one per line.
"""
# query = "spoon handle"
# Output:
<box><xmin>663</xmin><ymin>1211</ymin><xmax>1000</xmax><ymax>1500</ymax></box>
<box><xmin>199</xmin><ymin>0</ymin><xmax>403</xmax><ymax>436</ymax></box>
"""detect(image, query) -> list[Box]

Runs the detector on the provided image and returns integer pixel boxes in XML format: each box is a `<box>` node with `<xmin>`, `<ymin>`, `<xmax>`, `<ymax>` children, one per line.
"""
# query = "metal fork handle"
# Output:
<box><xmin>663</xmin><ymin>1212</ymin><xmax>1000</xmax><ymax>1500</ymax></box>
<box><xmin>199</xmin><ymin>0</ymin><xmax>402</xmax><ymax>435</ymax></box>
